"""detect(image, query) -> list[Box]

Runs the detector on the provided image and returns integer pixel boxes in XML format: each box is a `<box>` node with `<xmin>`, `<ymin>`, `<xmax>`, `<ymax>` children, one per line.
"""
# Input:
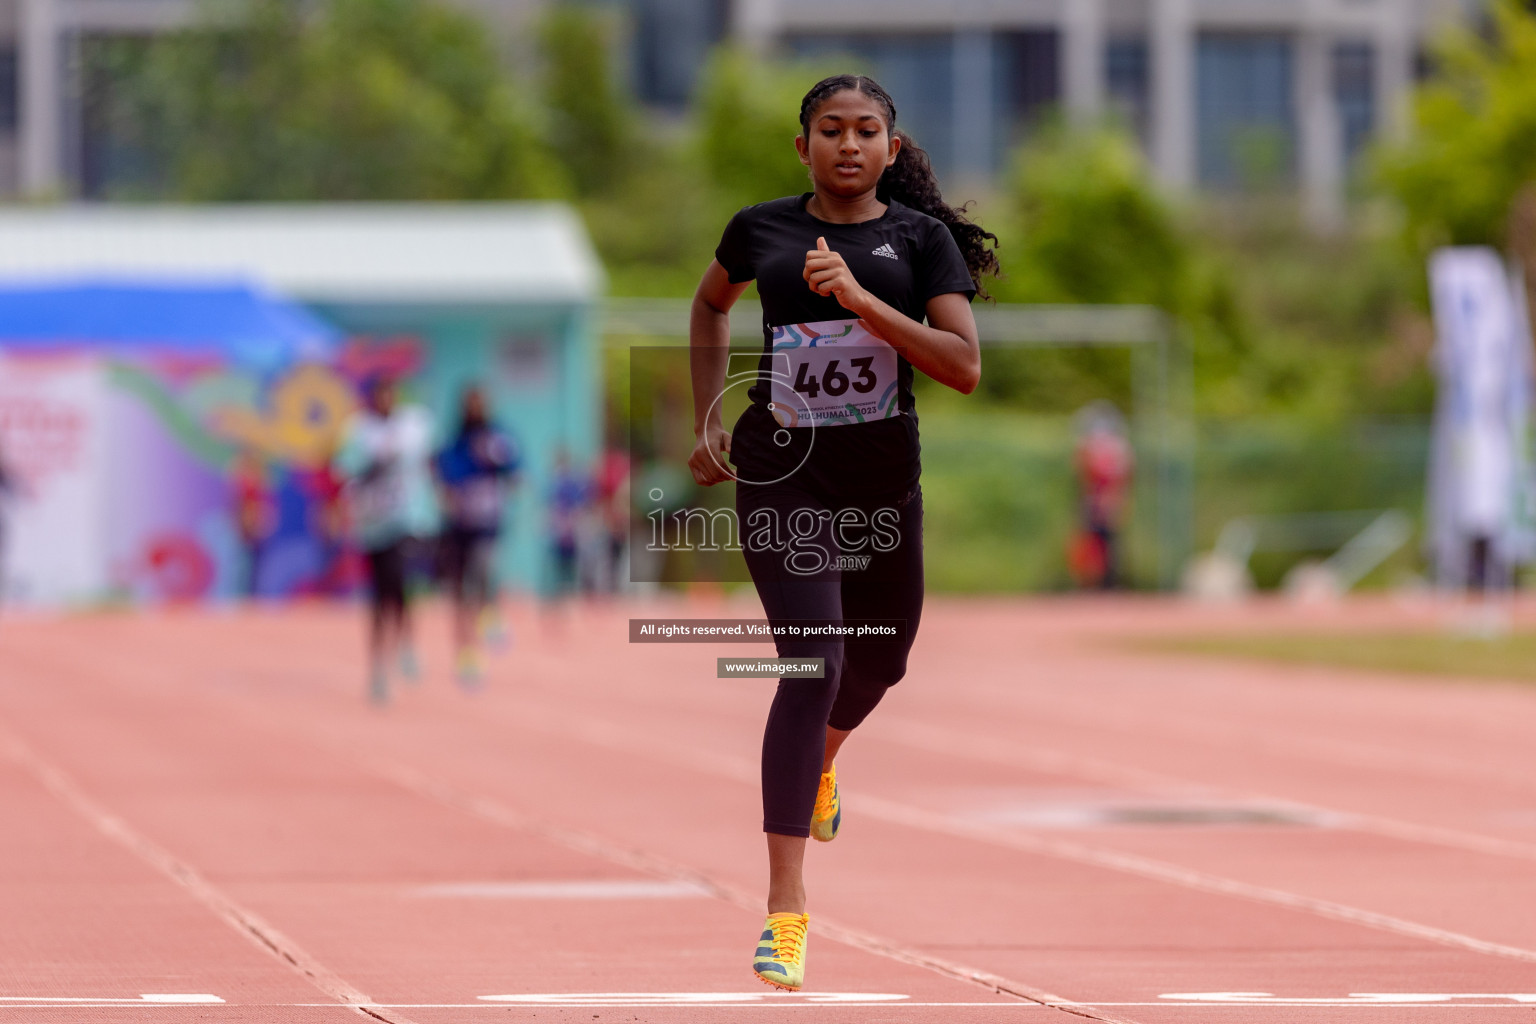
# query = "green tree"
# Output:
<box><xmin>1374</xmin><ymin>0</ymin><xmax>1536</xmax><ymax>251</ymax></box>
<box><xmin>538</xmin><ymin>4</ymin><xmax>634</xmax><ymax>197</ymax></box>
<box><xmin>693</xmin><ymin>46</ymin><xmax>852</xmax><ymax>214</ymax></box>
<box><xmin>983</xmin><ymin>123</ymin><xmax>1249</xmax><ymax>414</ymax></box>
<box><xmin>997</xmin><ymin>126</ymin><xmax>1197</xmax><ymax>310</ymax></box>
<box><xmin>579</xmin><ymin>141</ymin><xmax>722</xmax><ymax>296</ymax></box>
<box><xmin>94</xmin><ymin>0</ymin><xmax>567</xmax><ymax>200</ymax></box>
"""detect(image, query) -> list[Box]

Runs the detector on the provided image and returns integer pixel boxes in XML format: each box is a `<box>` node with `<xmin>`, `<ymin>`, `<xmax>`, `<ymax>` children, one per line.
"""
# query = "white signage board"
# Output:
<box><xmin>0</xmin><ymin>356</ymin><xmax>110</xmax><ymax>605</ymax></box>
<box><xmin>1426</xmin><ymin>246</ymin><xmax>1536</xmax><ymax>583</ymax></box>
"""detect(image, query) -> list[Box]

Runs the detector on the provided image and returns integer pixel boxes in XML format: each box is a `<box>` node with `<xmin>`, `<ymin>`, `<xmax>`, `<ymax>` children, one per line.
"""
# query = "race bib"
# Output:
<box><xmin>767</xmin><ymin>319</ymin><xmax>901</xmax><ymax>428</ymax></box>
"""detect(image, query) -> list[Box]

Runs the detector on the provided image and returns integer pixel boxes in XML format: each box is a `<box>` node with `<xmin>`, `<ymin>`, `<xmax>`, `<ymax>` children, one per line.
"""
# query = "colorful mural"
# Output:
<box><xmin>0</xmin><ymin>281</ymin><xmax>599</xmax><ymax>607</ymax></box>
<box><xmin>0</xmin><ymin>346</ymin><xmax>435</xmax><ymax>605</ymax></box>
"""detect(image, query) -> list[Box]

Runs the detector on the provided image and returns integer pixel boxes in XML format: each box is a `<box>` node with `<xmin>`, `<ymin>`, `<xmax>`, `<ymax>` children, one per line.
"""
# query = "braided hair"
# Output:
<box><xmin>799</xmin><ymin>74</ymin><xmax>1000</xmax><ymax>298</ymax></box>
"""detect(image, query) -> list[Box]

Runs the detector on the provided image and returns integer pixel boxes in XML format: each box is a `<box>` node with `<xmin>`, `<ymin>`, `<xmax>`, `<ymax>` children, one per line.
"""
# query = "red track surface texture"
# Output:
<box><xmin>3</xmin><ymin>596</ymin><xmax>1536</xmax><ymax>1023</ymax></box>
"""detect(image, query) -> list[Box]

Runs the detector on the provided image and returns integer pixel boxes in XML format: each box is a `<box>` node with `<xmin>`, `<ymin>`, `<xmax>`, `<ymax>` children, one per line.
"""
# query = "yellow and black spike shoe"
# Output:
<box><xmin>752</xmin><ymin>912</ymin><xmax>809</xmax><ymax>990</ymax></box>
<box><xmin>810</xmin><ymin>764</ymin><xmax>841</xmax><ymax>842</ymax></box>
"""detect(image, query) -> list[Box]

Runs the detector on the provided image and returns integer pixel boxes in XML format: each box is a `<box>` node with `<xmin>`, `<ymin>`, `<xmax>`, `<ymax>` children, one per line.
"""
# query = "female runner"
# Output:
<box><xmin>687</xmin><ymin>74</ymin><xmax>998</xmax><ymax>990</ymax></box>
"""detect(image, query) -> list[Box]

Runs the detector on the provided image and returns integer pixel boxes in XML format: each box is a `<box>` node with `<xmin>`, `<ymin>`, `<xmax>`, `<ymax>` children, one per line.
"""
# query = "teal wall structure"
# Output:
<box><xmin>316</xmin><ymin>298</ymin><xmax>602</xmax><ymax>594</ymax></box>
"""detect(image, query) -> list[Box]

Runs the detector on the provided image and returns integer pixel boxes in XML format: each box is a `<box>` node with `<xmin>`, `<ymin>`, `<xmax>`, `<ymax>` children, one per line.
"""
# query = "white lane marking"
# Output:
<box><xmin>22</xmin><ymin>1001</ymin><xmax>1513</xmax><ymax>1012</ymax></box>
<box><xmin>967</xmin><ymin>798</ymin><xmax>1341</xmax><ymax>829</ymax></box>
<box><xmin>1161</xmin><ymin>993</ymin><xmax>1536</xmax><ymax>1005</ymax></box>
<box><xmin>0</xmin><ymin>732</ymin><xmax>421</xmax><ymax>1024</ymax></box>
<box><xmin>879</xmin><ymin>719</ymin><xmax>1536</xmax><ymax>865</ymax></box>
<box><xmin>12</xmin><ymin>1002</ymin><xmax>1518</xmax><ymax>1012</ymax></box>
<box><xmin>0</xmin><ymin>995</ymin><xmax>223</xmax><ymax>1004</ymax></box>
<box><xmin>856</xmin><ymin>790</ymin><xmax>1536</xmax><ymax>965</ymax></box>
<box><xmin>480</xmin><ymin>992</ymin><xmax>908</xmax><ymax>1005</ymax></box>
<box><xmin>368</xmin><ymin>761</ymin><xmax>1141</xmax><ymax>1024</ymax></box>
<box><xmin>17</xmin><ymin>637</ymin><xmax>1129</xmax><ymax>1024</ymax></box>
<box><xmin>138</xmin><ymin>994</ymin><xmax>225</xmax><ymax>1002</ymax></box>
<box><xmin>291</xmin><ymin>1002</ymin><xmax>1051</xmax><ymax>1010</ymax></box>
<box><xmin>210</xmin><ymin>1007</ymin><xmax>1536</xmax><ymax>1013</ymax></box>
<box><xmin>413</xmin><ymin>880</ymin><xmax>710</xmax><ymax>899</ymax></box>
<box><xmin>481</xmin><ymin>704</ymin><xmax>1536</xmax><ymax>969</ymax></box>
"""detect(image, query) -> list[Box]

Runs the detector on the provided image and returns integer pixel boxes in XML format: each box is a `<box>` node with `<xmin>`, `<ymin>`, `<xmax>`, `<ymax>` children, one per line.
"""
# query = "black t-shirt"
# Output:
<box><xmin>714</xmin><ymin>193</ymin><xmax>975</xmax><ymax>501</ymax></box>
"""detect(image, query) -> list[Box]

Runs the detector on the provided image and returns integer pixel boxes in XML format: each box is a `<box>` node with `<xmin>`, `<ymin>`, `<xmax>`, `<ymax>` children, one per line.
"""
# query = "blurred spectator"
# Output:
<box><xmin>335</xmin><ymin>374</ymin><xmax>437</xmax><ymax>705</ymax></box>
<box><xmin>547</xmin><ymin>448</ymin><xmax>590</xmax><ymax>598</ymax></box>
<box><xmin>229</xmin><ymin>448</ymin><xmax>276</xmax><ymax>598</ymax></box>
<box><xmin>435</xmin><ymin>386</ymin><xmax>521</xmax><ymax>688</ymax></box>
<box><xmin>1071</xmin><ymin>402</ymin><xmax>1134</xmax><ymax>590</ymax></box>
<box><xmin>594</xmin><ymin>443</ymin><xmax>630</xmax><ymax>593</ymax></box>
<box><xmin>0</xmin><ymin>445</ymin><xmax>15</xmax><ymax>607</ymax></box>
<box><xmin>306</xmin><ymin>439</ymin><xmax>353</xmax><ymax>597</ymax></box>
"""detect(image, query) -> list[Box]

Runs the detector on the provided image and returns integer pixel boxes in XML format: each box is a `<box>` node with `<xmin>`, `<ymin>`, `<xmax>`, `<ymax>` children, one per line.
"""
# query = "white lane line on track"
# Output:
<box><xmin>411</xmin><ymin>879</ymin><xmax>713</xmax><ymax>899</ymax></box>
<box><xmin>877</xmin><ymin>718</ymin><xmax>1536</xmax><ymax>865</ymax></box>
<box><xmin>496</xmin><ymin>660</ymin><xmax>1536</xmax><ymax>872</ymax></box>
<box><xmin>0</xmin><ymin>731</ymin><xmax>421</xmax><ymax>1024</ymax></box>
<box><xmin>485</xmin><ymin>636</ymin><xmax>1536</xmax><ymax>867</ymax></box>
<box><xmin>0</xmin><ymin>1006</ymin><xmax>231</xmax><ymax>1011</ymax></box>
<box><xmin>1160</xmin><ymin>992</ymin><xmax>1536</xmax><ymax>1004</ymax></box>
<box><xmin>489</xmin><ymin>706</ymin><xmax>1536</xmax><ymax>968</ymax></box>
<box><xmin>0</xmin><ymin>996</ymin><xmax>223</xmax><ymax>1004</ymax></box>
<box><xmin>0</xmin><ymin>636</ymin><xmax>1132</xmax><ymax>1024</ymax></box>
<box><xmin>369</xmin><ymin>760</ymin><xmax>1144</xmax><ymax>1024</ymax></box>
<box><xmin>6</xmin><ymin>1001</ymin><xmax>1536</xmax><ymax>1012</ymax></box>
<box><xmin>856</xmin><ymin>795</ymin><xmax>1536</xmax><ymax>966</ymax></box>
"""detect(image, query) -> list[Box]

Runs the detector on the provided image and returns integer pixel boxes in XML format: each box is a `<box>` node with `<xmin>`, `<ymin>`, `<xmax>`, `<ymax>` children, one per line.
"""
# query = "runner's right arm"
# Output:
<box><xmin>688</xmin><ymin>259</ymin><xmax>750</xmax><ymax>486</ymax></box>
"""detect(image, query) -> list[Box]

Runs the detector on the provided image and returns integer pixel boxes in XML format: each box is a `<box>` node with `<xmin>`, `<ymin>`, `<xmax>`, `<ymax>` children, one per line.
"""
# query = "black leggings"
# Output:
<box><xmin>442</xmin><ymin>531</ymin><xmax>497</xmax><ymax>607</ymax></box>
<box><xmin>737</xmin><ymin>481</ymin><xmax>924</xmax><ymax>837</ymax></box>
<box><xmin>366</xmin><ymin>541</ymin><xmax>408</xmax><ymax>626</ymax></box>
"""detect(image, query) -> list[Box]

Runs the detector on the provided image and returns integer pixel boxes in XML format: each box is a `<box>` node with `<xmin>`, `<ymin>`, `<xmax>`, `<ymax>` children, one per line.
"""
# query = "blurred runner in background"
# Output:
<box><xmin>435</xmin><ymin>386</ymin><xmax>520</xmax><ymax>689</ymax></box>
<box><xmin>546</xmin><ymin>448</ymin><xmax>589</xmax><ymax>600</ymax></box>
<box><xmin>229</xmin><ymin>447</ymin><xmax>276</xmax><ymax>598</ymax></box>
<box><xmin>306</xmin><ymin>439</ymin><xmax>353</xmax><ymax>597</ymax></box>
<box><xmin>336</xmin><ymin>374</ymin><xmax>437</xmax><ymax>705</ymax></box>
<box><xmin>594</xmin><ymin>442</ymin><xmax>631</xmax><ymax>594</ymax></box>
<box><xmin>0</xmin><ymin>444</ymin><xmax>15</xmax><ymax>610</ymax></box>
<box><xmin>1072</xmin><ymin>401</ymin><xmax>1134</xmax><ymax>590</ymax></box>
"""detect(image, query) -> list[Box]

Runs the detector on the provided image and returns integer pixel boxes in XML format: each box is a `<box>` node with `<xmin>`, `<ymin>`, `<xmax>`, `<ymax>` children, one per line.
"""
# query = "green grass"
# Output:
<box><xmin>1140</xmin><ymin>630</ymin><xmax>1536</xmax><ymax>684</ymax></box>
<box><xmin>913</xmin><ymin>403</ymin><xmax>1080</xmax><ymax>593</ymax></box>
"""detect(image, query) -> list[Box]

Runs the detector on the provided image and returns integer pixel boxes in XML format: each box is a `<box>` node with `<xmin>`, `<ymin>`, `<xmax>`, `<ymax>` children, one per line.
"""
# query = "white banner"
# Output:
<box><xmin>1426</xmin><ymin>246</ymin><xmax>1536</xmax><ymax>585</ymax></box>
<box><xmin>0</xmin><ymin>356</ymin><xmax>110</xmax><ymax>606</ymax></box>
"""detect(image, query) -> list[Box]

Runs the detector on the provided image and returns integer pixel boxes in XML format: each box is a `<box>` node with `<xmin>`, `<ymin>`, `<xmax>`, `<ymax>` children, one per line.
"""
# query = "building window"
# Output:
<box><xmin>0</xmin><ymin>49</ymin><xmax>16</xmax><ymax>134</ymax></box>
<box><xmin>1105</xmin><ymin>36</ymin><xmax>1149</xmax><ymax>144</ymax></box>
<box><xmin>1333</xmin><ymin>41</ymin><xmax>1374</xmax><ymax>172</ymax></box>
<box><xmin>633</xmin><ymin>0</ymin><xmax>728</xmax><ymax>107</ymax></box>
<box><xmin>1196</xmin><ymin>32</ymin><xmax>1296</xmax><ymax>188</ymax></box>
<box><xmin>996</xmin><ymin>29</ymin><xmax>1059</xmax><ymax>147</ymax></box>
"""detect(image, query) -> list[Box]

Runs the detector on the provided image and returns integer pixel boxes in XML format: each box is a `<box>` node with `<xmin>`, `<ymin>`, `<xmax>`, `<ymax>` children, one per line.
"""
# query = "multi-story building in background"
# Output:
<box><xmin>0</xmin><ymin>0</ymin><xmax>1487</xmax><ymax>222</ymax></box>
<box><xmin>737</xmin><ymin>0</ymin><xmax>1480</xmax><ymax>224</ymax></box>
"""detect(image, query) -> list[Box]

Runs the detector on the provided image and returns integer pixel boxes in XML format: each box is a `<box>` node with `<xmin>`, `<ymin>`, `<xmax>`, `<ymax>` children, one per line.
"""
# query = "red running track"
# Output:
<box><xmin>2</xmin><ymin>595</ymin><xmax>1536</xmax><ymax>1023</ymax></box>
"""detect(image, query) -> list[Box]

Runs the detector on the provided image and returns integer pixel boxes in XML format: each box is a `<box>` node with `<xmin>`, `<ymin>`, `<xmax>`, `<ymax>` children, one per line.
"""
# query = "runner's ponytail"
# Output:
<box><xmin>799</xmin><ymin>75</ymin><xmax>1000</xmax><ymax>299</ymax></box>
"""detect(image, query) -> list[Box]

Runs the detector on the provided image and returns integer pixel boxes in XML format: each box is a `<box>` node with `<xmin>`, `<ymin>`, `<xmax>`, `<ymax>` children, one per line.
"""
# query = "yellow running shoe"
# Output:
<box><xmin>454</xmin><ymin>648</ymin><xmax>483</xmax><ymax>692</ymax></box>
<box><xmin>810</xmin><ymin>764</ymin><xmax>840</xmax><ymax>842</ymax></box>
<box><xmin>752</xmin><ymin>912</ymin><xmax>809</xmax><ymax>990</ymax></box>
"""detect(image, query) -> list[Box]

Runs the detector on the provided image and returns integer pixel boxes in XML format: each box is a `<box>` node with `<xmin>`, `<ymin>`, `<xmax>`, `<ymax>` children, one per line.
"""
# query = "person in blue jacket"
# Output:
<box><xmin>435</xmin><ymin>386</ymin><xmax>520</xmax><ymax>687</ymax></box>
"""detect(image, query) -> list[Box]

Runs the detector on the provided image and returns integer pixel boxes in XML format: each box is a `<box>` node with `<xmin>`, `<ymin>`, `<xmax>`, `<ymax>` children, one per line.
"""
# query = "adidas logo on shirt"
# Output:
<box><xmin>871</xmin><ymin>243</ymin><xmax>899</xmax><ymax>260</ymax></box>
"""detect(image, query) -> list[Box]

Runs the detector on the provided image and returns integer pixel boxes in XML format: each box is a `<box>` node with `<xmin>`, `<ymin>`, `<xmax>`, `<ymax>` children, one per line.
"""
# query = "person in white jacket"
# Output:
<box><xmin>335</xmin><ymin>374</ymin><xmax>438</xmax><ymax>704</ymax></box>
